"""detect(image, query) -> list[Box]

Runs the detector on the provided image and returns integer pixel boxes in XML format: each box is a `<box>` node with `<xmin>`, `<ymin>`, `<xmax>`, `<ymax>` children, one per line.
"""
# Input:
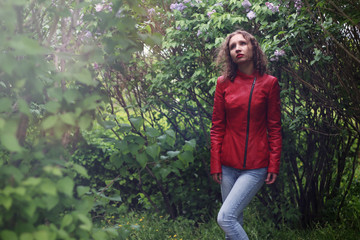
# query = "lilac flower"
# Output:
<box><xmin>242</xmin><ymin>0</ymin><xmax>252</xmax><ymax>10</ymax></box>
<box><xmin>246</xmin><ymin>10</ymin><xmax>256</xmax><ymax>20</ymax></box>
<box><xmin>170</xmin><ymin>3</ymin><xmax>187</xmax><ymax>12</ymax></box>
<box><xmin>84</xmin><ymin>31</ymin><xmax>92</xmax><ymax>38</ymax></box>
<box><xmin>294</xmin><ymin>0</ymin><xmax>302</xmax><ymax>10</ymax></box>
<box><xmin>197</xmin><ymin>30</ymin><xmax>202</xmax><ymax>36</ymax></box>
<box><xmin>148</xmin><ymin>8</ymin><xmax>155</xmax><ymax>15</ymax></box>
<box><xmin>116</xmin><ymin>8</ymin><xmax>124</xmax><ymax>18</ymax></box>
<box><xmin>271</xmin><ymin>49</ymin><xmax>286</xmax><ymax>61</ymax></box>
<box><xmin>95</xmin><ymin>4</ymin><xmax>104</xmax><ymax>12</ymax></box>
<box><xmin>274</xmin><ymin>49</ymin><xmax>285</xmax><ymax>56</ymax></box>
<box><xmin>176</xmin><ymin>25</ymin><xmax>181</xmax><ymax>30</ymax></box>
<box><xmin>183</xmin><ymin>0</ymin><xmax>191</xmax><ymax>3</ymax></box>
<box><xmin>265</xmin><ymin>2</ymin><xmax>279</xmax><ymax>13</ymax></box>
<box><xmin>207</xmin><ymin>9</ymin><xmax>216</xmax><ymax>18</ymax></box>
<box><xmin>95</xmin><ymin>1</ymin><xmax>112</xmax><ymax>12</ymax></box>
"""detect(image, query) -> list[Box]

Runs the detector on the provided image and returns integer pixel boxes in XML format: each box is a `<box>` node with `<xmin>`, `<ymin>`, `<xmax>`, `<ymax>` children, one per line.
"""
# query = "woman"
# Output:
<box><xmin>210</xmin><ymin>30</ymin><xmax>282</xmax><ymax>239</ymax></box>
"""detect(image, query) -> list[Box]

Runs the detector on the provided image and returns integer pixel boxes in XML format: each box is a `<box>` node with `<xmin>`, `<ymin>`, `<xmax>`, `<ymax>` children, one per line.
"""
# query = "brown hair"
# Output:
<box><xmin>216</xmin><ymin>30</ymin><xmax>267</xmax><ymax>81</ymax></box>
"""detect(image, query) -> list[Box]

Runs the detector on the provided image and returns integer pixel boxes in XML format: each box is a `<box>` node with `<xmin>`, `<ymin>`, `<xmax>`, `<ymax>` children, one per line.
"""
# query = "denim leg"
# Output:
<box><xmin>217</xmin><ymin>166</ymin><xmax>267</xmax><ymax>240</ymax></box>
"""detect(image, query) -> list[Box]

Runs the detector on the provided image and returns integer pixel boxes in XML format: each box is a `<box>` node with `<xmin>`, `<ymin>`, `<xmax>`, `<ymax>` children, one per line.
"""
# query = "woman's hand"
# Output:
<box><xmin>212</xmin><ymin>173</ymin><xmax>222</xmax><ymax>184</ymax></box>
<box><xmin>265</xmin><ymin>172</ymin><xmax>277</xmax><ymax>185</ymax></box>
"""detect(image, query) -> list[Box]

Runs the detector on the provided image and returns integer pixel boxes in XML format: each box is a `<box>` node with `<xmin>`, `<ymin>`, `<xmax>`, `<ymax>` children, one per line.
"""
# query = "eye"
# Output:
<box><xmin>240</xmin><ymin>41</ymin><xmax>247</xmax><ymax>46</ymax></box>
<box><xmin>230</xmin><ymin>43</ymin><xmax>236</xmax><ymax>50</ymax></box>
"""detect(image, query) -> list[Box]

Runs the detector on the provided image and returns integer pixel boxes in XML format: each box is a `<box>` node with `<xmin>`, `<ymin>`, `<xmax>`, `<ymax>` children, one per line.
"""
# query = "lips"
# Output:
<box><xmin>237</xmin><ymin>54</ymin><xmax>244</xmax><ymax>58</ymax></box>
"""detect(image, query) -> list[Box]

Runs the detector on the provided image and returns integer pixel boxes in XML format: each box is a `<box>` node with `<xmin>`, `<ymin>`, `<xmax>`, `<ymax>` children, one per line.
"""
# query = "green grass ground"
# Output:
<box><xmin>96</xmin><ymin>209</ymin><xmax>359</xmax><ymax>240</ymax></box>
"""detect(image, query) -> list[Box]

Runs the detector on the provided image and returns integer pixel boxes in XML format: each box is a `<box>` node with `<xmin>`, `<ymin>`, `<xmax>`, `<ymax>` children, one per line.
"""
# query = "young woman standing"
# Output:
<box><xmin>210</xmin><ymin>30</ymin><xmax>282</xmax><ymax>239</ymax></box>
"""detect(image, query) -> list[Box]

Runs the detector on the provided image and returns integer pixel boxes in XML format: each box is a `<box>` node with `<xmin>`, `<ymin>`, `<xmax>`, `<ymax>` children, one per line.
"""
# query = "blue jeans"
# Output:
<box><xmin>217</xmin><ymin>165</ymin><xmax>267</xmax><ymax>240</ymax></box>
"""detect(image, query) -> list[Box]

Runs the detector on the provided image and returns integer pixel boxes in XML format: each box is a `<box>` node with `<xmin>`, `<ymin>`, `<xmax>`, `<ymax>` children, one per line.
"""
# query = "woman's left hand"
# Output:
<box><xmin>265</xmin><ymin>172</ymin><xmax>277</xmax><ymax>185</ymax></box>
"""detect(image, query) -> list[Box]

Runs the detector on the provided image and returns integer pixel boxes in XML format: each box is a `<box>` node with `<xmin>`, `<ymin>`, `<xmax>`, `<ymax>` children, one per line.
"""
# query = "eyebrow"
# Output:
<box><xmin>229</xmin><ymin>39</ymin><xmax>247</xmax><ymax>48</ymax></box>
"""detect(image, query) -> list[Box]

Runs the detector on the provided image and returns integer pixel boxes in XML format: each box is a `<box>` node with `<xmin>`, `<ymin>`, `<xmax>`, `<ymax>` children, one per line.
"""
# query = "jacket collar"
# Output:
<box><xmin>236</xmin><ymin>70</ymin><xmax>258</xmax><ymax>80</ymax></box>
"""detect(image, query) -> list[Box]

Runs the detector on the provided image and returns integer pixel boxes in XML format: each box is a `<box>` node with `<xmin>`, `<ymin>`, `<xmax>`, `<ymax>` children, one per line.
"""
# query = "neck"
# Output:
<box><xmin>237</xmin><ymin>62</ymin><xmax>254</xmax><ymax>75</ymax></box>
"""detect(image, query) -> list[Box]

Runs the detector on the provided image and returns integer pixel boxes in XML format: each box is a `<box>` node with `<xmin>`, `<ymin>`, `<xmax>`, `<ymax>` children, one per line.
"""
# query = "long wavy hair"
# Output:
<box><xmin>216</xmin><ymin>30</ymin><xmax>268</xmax><ymax>81</ymax></box>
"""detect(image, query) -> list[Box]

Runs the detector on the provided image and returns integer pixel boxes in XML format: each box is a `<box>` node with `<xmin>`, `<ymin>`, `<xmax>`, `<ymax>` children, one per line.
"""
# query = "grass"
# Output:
<box><xmin>95</xmin><ymin>207</ymin><xmax>360</xmax><ymax>240</ymax></box>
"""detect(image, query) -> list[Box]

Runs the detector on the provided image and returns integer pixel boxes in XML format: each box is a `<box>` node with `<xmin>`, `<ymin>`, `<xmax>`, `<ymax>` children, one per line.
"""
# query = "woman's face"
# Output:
<box><xmin>228</xmin><ymin>34</ymin><xmax>253</xmax><ymax>66</ymax></box>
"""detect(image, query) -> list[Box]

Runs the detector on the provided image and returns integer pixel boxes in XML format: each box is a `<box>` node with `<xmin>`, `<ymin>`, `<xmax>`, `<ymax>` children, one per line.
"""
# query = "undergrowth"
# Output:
<box><xmin>94</xmin><ymin>205</ymin><xmax>360</xmax><ymax>240</ymax></box>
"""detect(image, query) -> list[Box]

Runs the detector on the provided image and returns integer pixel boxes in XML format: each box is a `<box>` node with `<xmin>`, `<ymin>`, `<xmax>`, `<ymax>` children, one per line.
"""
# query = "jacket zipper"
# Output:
<box><xmin>243</xmin><ymin>77</ymin><xmax>257</xmax><ymax>168</ymax></box>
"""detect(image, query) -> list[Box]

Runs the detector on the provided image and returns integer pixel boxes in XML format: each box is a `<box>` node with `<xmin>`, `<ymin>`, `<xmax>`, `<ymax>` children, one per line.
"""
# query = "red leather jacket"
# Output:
<box><xmin>210</xmin><ymin>71</ymin><xmax>282</xmax><ymax>174</ymax></box>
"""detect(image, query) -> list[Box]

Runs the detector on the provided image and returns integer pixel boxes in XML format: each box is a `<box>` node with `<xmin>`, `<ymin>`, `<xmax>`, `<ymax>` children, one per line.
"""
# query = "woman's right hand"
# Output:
<box><xmin>212</xmin><ymin>173</ymin><xmax>222</xmax><ymax>184</ymax></box>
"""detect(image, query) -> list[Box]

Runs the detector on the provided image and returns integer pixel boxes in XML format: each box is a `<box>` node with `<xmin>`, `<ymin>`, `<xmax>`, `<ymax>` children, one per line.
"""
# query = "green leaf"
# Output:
<box><xmin>1</xmin><ymin>230</ymin><xmax>18</xmax><ymax>240</ymax></box>
<box><xmin>145</xmin><ymin>144</ymin><xmax>160</xmax><ymax>160</ymax></box>
<box><xmin>0</xmin><ymin>118</ymin><xmax>5</xmax><ymax>129</ymax></box>
<box><xmin>73</xmin><ymin>69</ymin><xmax>97</xmax><ymax>86</ymax></box>
<box><xmin>47</xmin><ymin>87</ymin><xmax>63</xmax><ymax>101</ymax></box>
<box><xmin>42</xmin><ymin>115</ymin><xmax>58</xmax><ymax>130</ymax></box>
<box><xmin>0</xmin><ymin>132</ymin><xmax>23</xmax><ymax>152</ymax></box>
<box><xmin>178</xmin><ymin>151</ymin><xmax>194</xmax><ymax>168</ymax></box>
<box><xmin>40</xmin><ymin>181</ymin><xmax>57</xmax><ymax>196</ymax></box>
<box><xmin>77</xmin><ymin>213</ymin><xmax>92</xmax><ymax>231</ymax></box>
<box><xmin>0</xmin><ymin>98</ymin><xmax>12</xmax><ymax>113</ymax></box>
<box><xmin>159</xmin><ymin>168</ymin><xmax>171</xmax><ymax>180</ymax></box>
<box><xmin>63</xmin><ymin>89</ymin><xmax>81</xmax><ymax>103</ymax></box>
<box><xmin>183</xmin><ymin>139</ymin><xmax>196</xmax><ymax>151</ymax></box>
<box><xmin>57</xmin><ymin>177</ymin><xmax>74</xmax><ymax>197</ymax></box>
<box><xmin>93</xmin><ymin>231</ymin><xmax>109</xmax><ymax>240</ymax></box>
<box><xmin>60</xmin><ymin>112</ymin><xmax>76</xmax><ymax>126</ymax></box>
<box><xmin>61</xmin><ymin>214</ymin><xmax>73</xmax><ymax>229</ymax></box>
<box><xmin>33</xmin><ymin>231</ymin><xmax>49</xmax><ymax>240</ymax></box>
<box><xmin>45</xmin><ymin>101</ymin><xmax>61</xmax><ymax>114</ymax></box>
<box><xmin>129</xmin><ymin>116</ymin><xmax>143</xmax><ymax>131</ymax></box>
<box><xmin>136</xmin><ymin>152</ymin><xmax>148</xmax><ymax>168</ymax></box>
<box><xmin>83</xmin><ymin>95</ymin><xmax>102</xmax><ymax>110</ymax></box>
<box><xmin>77</xmin><ymin>186</ymin><xmax>90</xmax><ymax>197</ymax></box>
<box><xmin>167</xmin><ymin>151</ymin><xmax>180</xmax><ymax>158</ymax></box>
<box><xmin>9</xmin><ymin>37</ymin><xmax>48</xmax><ymax>55</ymax></box>
<box><xmin>101</xmin><ymin>120</ymin><xmax>117</xmax><ymax>129</ymax></box>
<box><xmin>165</xmin><ymin>129</ymin><xmax>176</xmax><ymax>139</ymax></box>
<box><xmin>79</xmin><ymin>114</ymin><xmax>92</xmax><ymax>130</ymax></box>
<box><xmin>0</xmin><ymin>195</ymin><xmax>12</xmax><ymax>210</ymax></box>
<box><xmin>24</xmin><ymin>202</ymin><xmax>36</xmax><ymax>218</ymax></box>
<box><xmin>43</xmin><ymin>165</ymin><xmax>63</xmax><ymax>177</ymax></box>
<box><xmin>145</xmin><ymin>127</ymin><xmax>161</xmax><ymax>137</ymax></box>
<box><xmin>118</xmin><ymin>123</ymin><xmax>131</xmax><ymax>133</ymax></box>
<box><xmin>20</xmin><ymin>232</ymin><xmax>34</xmax><ymax>240</ymax></box>
<box><xmin>73</xmin><ymin>164</ymin><xmax>89</xmax><ymax>178</ymax></box>
<box><xmin>18</xmin><ymin>99</ymin><xmax>31</xmax><ymax>116</ymax></box>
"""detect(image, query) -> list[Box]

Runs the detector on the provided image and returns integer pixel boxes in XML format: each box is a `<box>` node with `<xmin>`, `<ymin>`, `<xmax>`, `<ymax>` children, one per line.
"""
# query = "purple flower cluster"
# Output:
<box><xmin>265</xmin><ymin>2</ymin><xmax>279</xmax><ymax>13</ymax></box>
<box><xmin>271</xmin><ymin>49</ymin><xmax>286</xmax><ymax>61</ymax></box>
<box><xmin>148</xmin><ymin>8</ymin><xmax>155</xmax><ymax>15</ymax></box>
<box><xmin>197</xmin><ymin>30</ymin><xmax>202</xmax><ymax>37</ymax></box>
<box><xmin>95</xmin><ymin>1</ymin><xmax>112</xmax><ymax>12</ymax></box>
<box><xmin>242</xmin><ymin>0</ymin><xmax>252</xmax><ymax>9</ymax></box>
<box><xmin>293</xmin><ymin>0</ymin><xmax>302</xmax><ymax>10</ymax></box>
<box><xmin>170</xmin><ymin>2</ymin><xmax>187</xmax><ymax>12</ymax></box>
<box><xmin>246</xmin><ymin>11</ymin><xmax>256</xmax><ymax>20</ymax></box>
<box><xmin>242</xmin><ymin>0</ymin><xmax>256</xmax><ymax>20</ymax></box>
<box><xmin>274</xmin><ymin>49</ymin><xmax>285</xmax><ymax>56</ymax></box>
<box><xmin>207</xmin><ymin>9</ymin><xmax>216</xmax><ymax>18</ymax></box>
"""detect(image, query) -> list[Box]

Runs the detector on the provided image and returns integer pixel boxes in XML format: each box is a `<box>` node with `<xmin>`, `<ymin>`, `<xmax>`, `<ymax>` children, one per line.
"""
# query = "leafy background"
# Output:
<box><xmin>0</xmin><ymin>0</ymin><xmax>359</xmax><ymax>239</ymax></box>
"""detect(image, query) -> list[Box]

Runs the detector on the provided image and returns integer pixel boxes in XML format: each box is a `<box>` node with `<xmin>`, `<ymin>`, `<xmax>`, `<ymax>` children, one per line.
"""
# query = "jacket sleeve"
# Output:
<box><xmin>267</xmin><ymin>77</ymin><xmax>282</xmax><ymax>174</ymax></box>
<box><xmin>210</xmin><ymin>77</ymin><xmax>226</xmax><ymax>174</ymax></box>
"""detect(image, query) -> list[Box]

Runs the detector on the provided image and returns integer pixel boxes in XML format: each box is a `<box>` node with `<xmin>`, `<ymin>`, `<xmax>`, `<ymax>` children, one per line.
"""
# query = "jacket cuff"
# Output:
<box><xmin>267</xmin><ymin>160</ymin><xmax>280</xmax><ymax>174</ymax></box>
<box><xmin>210</xmin><ymin>156</ymin><xmax>222</xmax><ymax>174</ymax></box>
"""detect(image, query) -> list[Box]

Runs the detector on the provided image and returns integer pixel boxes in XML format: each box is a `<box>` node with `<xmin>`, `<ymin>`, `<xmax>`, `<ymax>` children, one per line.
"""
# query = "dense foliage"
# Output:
<box><xmin>0</xmin><ymin>0</ymin><xmax>359</xmax><ymax>239</ymax></box>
